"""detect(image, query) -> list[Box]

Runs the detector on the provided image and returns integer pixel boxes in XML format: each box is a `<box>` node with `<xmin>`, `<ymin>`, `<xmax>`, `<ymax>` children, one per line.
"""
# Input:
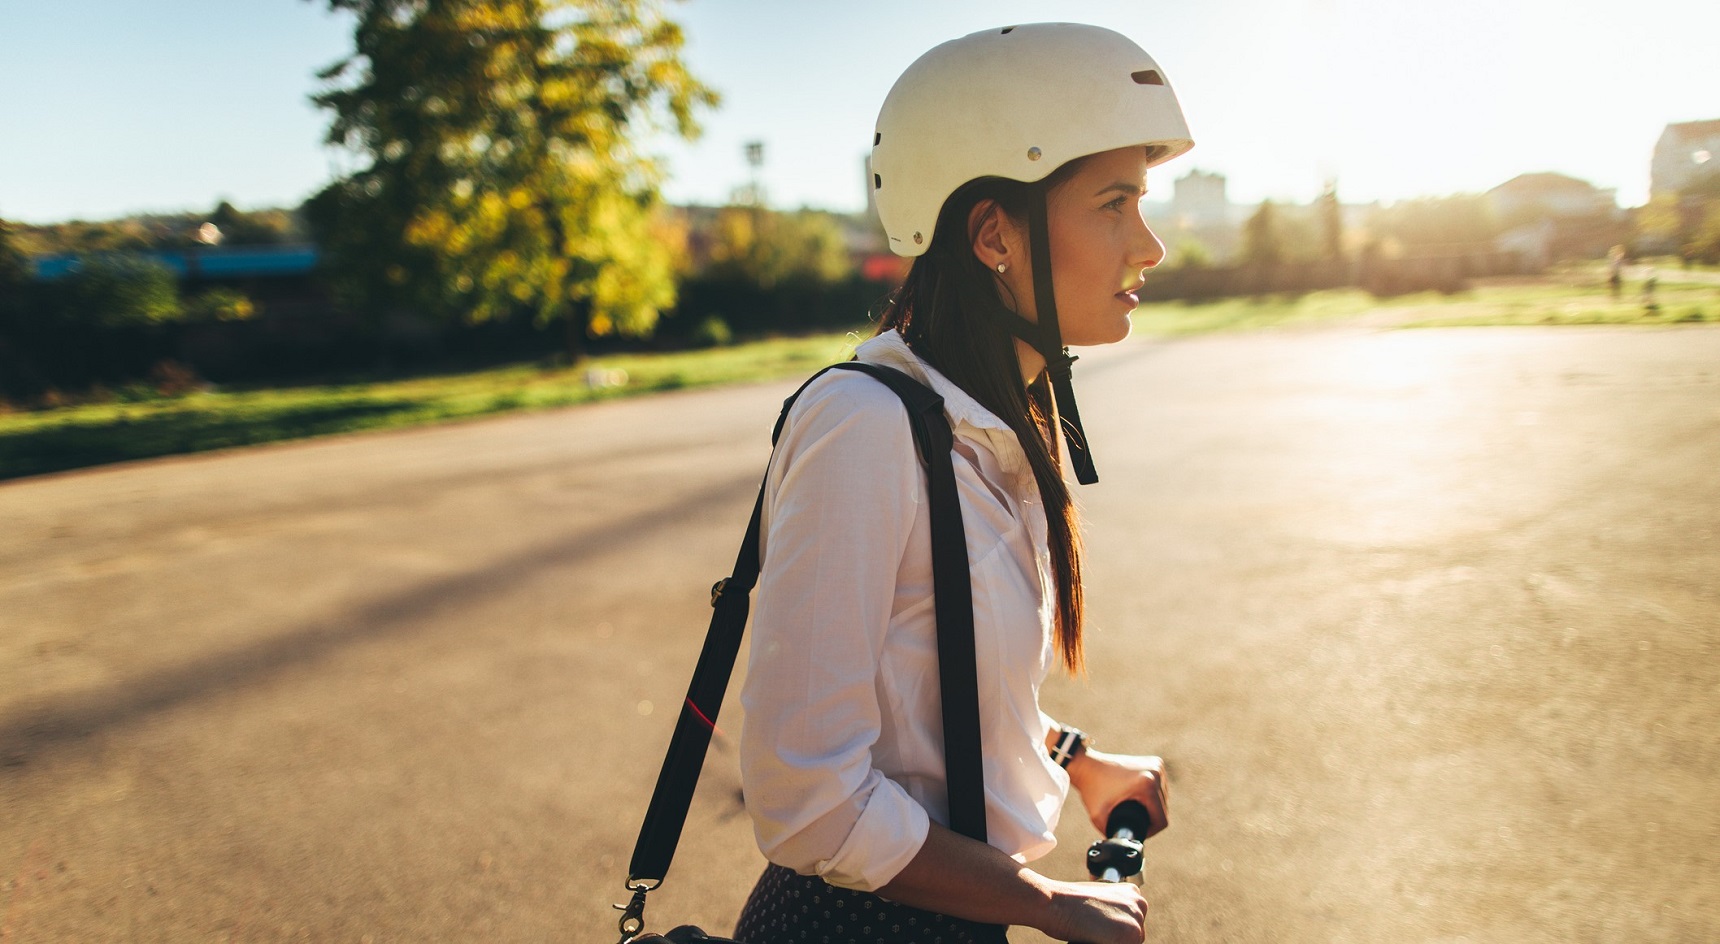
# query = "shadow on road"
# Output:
<box><xmin>0</xmin><ymin>399</ymin><xmax>431</xmax><ymax>481</ymax></box>
<box><xmin>0</xmin><ymin>469</ymin><xmax>760</xmax><ymax>769</ymax></box>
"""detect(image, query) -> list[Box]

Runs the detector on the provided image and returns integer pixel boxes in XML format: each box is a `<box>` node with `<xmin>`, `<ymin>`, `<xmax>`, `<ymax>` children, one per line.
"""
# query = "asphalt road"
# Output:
<box><xmin>2</xmin><ymin>325</ymin><xmax>1717</xmax><ymax>943</ymax></box>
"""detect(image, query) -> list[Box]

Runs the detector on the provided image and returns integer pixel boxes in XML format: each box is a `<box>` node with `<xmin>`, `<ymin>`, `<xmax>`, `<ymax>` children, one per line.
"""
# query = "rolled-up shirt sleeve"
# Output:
<box><xmin>739</xmin><ymin>373</ymin><xmax>930</xmax><ymax>892</ymax></box>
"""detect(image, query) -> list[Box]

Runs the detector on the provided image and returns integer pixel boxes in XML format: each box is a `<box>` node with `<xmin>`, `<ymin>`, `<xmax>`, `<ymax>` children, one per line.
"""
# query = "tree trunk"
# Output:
<box><xmin>563</xmin><ymin>309</ymin><xmax>584</xmax><ymax>365</ymax></box>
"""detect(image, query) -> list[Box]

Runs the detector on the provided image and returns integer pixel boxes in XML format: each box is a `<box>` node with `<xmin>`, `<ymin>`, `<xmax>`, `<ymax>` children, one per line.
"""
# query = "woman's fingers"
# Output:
<box><xmin>1079</xmin><ymin>751</ymin><xmax>1171</xmax><ymax>839</ymax></box>
<box><xmin>1137</xmin><ymin>755</ymin><xmax>1169</xmax><ymax>839</ymax></box>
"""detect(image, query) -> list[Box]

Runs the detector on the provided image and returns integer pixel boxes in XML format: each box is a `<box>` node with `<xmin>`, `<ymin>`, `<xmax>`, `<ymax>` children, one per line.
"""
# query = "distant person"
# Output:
<box><xmin>732</xmin><ymin>23</ymin><xmax>1187</xmax><ymax>944</ymax></box>
<box><xmin>1608</xmin><ymin>245</ymin><xmax>1626</xmax><ymax>299</ymax></box>
<box><xmin>1643</xmin><ymin>266</ymin><xmax>1659</xmax><ymax>311</ymax></box>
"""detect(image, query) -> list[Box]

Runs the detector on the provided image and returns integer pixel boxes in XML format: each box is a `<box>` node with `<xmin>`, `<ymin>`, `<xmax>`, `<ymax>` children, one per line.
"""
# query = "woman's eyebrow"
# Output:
<box><xmin>1095</xmin><ymin>181</ymin><xmax>1146</xmax><ymax>198</ymax></box>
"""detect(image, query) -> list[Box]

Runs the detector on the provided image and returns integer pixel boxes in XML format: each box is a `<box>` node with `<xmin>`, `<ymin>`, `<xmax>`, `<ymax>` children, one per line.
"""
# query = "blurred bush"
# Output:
<box><xmin>690</xmin><ymin>315</ymin><xmax>733</xmax><ymax>348</ymax></box>
<box><xmin>184</xmin><ymin>288</ymin><xmax>257</xmax><ymax>323</ymax></box>
<box><xmin>54</xmin><ymin>257</ymin><xmax>184</xmax><ymax>327</ymax></box>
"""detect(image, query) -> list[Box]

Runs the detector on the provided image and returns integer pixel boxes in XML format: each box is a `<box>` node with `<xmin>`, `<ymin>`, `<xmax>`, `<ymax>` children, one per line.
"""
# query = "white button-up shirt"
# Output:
<box><xmin>740</xmin><ymin>330</ymin><xmax>1072</xmax><ymax>892</ymax></box>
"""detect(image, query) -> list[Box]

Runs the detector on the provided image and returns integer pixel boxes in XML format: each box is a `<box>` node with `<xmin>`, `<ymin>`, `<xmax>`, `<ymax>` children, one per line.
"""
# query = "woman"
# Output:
<box><xmin>735</xmin><ymin>23</ymin><xmax>1194</xmax><ymax>944</ymax></box>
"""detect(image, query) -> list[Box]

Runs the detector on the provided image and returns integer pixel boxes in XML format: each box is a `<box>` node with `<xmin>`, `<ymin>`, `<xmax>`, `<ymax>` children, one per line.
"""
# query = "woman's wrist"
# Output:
<box><xmin>1048</xmin><ymin>724</ymin><xmax>1092</xmax><ymax>769</ymax></box>
<box><xmin>1064</xmin><ymin>744</ymin><xmax>1107</xmax><ymax>794</ymax></box>
<box><xmin>1010</xmin><ymin>870</ymin><xmax>1122</xmax><ymax>940</ymax></box>
<box><xmin>1008</xmin><ymin>866</ymin><xmax>1065</xmax><ymax>931</ymax></box>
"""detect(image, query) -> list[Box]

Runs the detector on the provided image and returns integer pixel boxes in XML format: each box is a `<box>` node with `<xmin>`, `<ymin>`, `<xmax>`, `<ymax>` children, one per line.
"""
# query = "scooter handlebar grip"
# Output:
<box><xmin>1106</xmin><ymin>800</ymin><xmax>1153</xmax><ymax>839</ymax></box>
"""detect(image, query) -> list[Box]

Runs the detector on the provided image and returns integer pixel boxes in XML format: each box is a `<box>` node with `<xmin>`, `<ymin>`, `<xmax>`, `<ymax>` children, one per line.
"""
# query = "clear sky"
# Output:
<box><xmin>2</xmin><ymin>0</ymin><xmax>1716</xmax><ymax>224</ymax></box>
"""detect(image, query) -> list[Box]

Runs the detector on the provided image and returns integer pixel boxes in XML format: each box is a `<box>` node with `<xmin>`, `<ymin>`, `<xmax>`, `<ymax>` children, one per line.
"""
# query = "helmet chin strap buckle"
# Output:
<box><xmin>1045</xmin><ymin>347</ymin><xmax>1078</xmax><ymax>383</ymax></box>
<box><xmin>995</xmin><ymin>314</ymin><xmax>1098</xmax><ymax>484</ymax></box>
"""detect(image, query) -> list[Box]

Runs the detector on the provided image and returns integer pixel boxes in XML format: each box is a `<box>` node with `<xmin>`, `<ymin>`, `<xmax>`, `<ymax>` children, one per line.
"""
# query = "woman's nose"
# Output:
<box><xmin>1135</xmin><ymin>219</ymin><xmax>1167</xmax><ymax>270</ymax></box>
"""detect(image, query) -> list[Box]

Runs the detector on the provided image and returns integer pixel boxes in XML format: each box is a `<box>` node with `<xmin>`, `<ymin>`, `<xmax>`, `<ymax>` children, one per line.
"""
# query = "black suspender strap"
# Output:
<box><xmin>625</xmin><ymin>361</ymin><xmax>985</xmax><ymax>887</ymax></box>
<box><xmin>834</xmin><ymin>363</ymin><xmax>987</xmax><ymax>845</ymax></box>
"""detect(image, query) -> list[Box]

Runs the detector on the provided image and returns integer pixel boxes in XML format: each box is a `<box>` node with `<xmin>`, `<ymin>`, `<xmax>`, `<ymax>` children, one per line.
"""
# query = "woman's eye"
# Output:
<box><xmin>1103</xmin><ymin>197</ymin><xmax>1127</xmax><ymax>211</ymax></box>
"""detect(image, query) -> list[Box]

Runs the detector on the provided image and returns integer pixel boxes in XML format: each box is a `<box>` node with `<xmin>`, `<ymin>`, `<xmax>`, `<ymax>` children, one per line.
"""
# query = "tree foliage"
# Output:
<box><xmin>1165</xmin><ymin>236</ymin><xmax>1213</xmax><ymax>271</ymax></box>
<box><xmin>207</xmin><ymin>202</ymin><xmax>298</xmax><ymax>245</ymax></box>
<box><xmin>1687</xmin><ymin>203</ymin><xmax>1720</xmax><ymax>265</ymax></box>
<box><xmin>1636</xmin><ymin>193</ymin><xmax>1684</xmax><ymax>246</ymax></box>
<box><xmin>11</xmin><ymin>205</ymin><xmax>303</xmax><ymax>255</ymax></box>
<box><xmin>54</xmin><ymin>258</ymin><xmax>185</xmax><ymax>327</ymax></box>
<box><xmin>1368</xmin><ymin>195</ymin><xmax>1500</xmax><ymax>252</ymax></box>
<box><xmin>306</xmin><ymin>0</ymin><xmax>717</xmax><ymax>353</ymax></box>
<box><xmin>1636</xmin><ymin>172</ymin><xmax>1720</xmax><ymax>261</ymax></box>
<box><xmin>0</xmin><ymin>216</ymin><xmax>28</xmax><ymax>291</ymax></box>
<box><xmin>1317</xmin><ymin>181</ymin><xmax>1343</xmax><ymax>261</ymax></box>
<box><xmin>1241</xmin><ymin>200</ymin><xmax>1285</xmax><ymax>268</ymax></box>
<box><xmin>704</xmin><ymin>207</ymin><xmax>852</xmax><ymax>289</ymax></box>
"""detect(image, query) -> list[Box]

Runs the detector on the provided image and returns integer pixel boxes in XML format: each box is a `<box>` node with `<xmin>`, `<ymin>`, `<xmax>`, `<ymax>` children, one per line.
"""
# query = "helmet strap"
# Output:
<box><xmin>1019</xmin><ymin>182</ymin><xmax>1099</xmax><ymax>485</ymax></box>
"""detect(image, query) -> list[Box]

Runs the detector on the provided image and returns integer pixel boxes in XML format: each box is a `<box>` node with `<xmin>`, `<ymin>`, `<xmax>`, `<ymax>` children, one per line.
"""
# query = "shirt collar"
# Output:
<box><xmin>852</xmin><ymin>330</ymin><xmax>1041</xmax><ymax>491</ymax></box>
<box><xmin>853</xmin><ymin>330</ymin><xmax>1017</xmax><ymax>436</ymax></box>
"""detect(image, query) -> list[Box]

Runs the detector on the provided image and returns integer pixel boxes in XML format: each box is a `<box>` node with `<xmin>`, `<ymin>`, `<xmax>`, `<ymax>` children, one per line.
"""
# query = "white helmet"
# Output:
<box><xmin>870</xmin><ymin>22</ymin><xmax>1195</xmax><ymax>257</ymax></box>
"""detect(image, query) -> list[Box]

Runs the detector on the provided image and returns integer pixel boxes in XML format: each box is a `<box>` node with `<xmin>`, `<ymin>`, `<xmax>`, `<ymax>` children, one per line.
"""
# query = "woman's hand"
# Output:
<box><xmin>1037</xmin><ymin>878</ymin><xmax>1149</xmax><ymax>944</ymax></box>
<box><xmin>1065</xmin><ymin>749</ymin><xmax>1170</xmax><ymax>840</ymax></box>
<box><xmin>876</xmin><ymin>822</ymin><xmax>1146</xmax><ymax>940</ymax></box>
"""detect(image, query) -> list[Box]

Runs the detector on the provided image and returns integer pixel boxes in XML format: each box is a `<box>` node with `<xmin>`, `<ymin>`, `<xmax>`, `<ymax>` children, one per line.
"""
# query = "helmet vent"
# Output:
<box><xmin>874</xmin><ymin>132</ymin><xmax>881</xmax><ymax>146</ymax></box>
<box><xmin>1000</xmin><ymin>26</ymin><xmax>1015</xmax><ymax>34</ymax></box>
<box><xmin>873</xmin><ymin>174</ymin><xmax>882</xmax><ymax>190</ymax></box>
<box><xmin>1131</xmin><ymin>70</ymin><xmax>1164</xmax><ymax>86</ymax></box>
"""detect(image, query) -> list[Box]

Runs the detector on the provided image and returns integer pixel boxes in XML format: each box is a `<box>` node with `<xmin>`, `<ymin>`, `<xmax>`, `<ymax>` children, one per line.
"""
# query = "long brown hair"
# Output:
<box><xmin>874</xmin><ymin>169</ymin><xmax>1087</xmax><ymax>673</ymax></box>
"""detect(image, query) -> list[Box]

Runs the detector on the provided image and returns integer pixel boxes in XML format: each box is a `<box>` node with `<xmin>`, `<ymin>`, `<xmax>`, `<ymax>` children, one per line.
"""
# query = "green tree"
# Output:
<box><xmin>1241</xmin><ymin>200</ymin><xmax>1285</xmax><ymax>269</ymax></box>
<box><xmin>184</xmin><ymin>287</ymin><xmax>258</xmax><ymax>322</ymax></box>
<box><xmin>1166</xmin><ymin>236</ymin><xmax>1212</xmax><ymax>270</ymax></box>
<box><xmin>1369</xmin><ymin>195</ymin><xmax>1499</xmax><ymax>251</ymax></box>
<box><xmin>307</xmin><ymin>0</ymin><xmax>717</xmax><ymax>358</ymax></box>
<box><xmin>0</xmin><ymin>215</ymin><xmax>28</xmax><ymax>290</ymax></box>
<box><xmin>1636</xmin><ymin>192</ymin><xmax>1685</xmax><ymax>249</ymax></box>
<box><xmin>55</xmin><ymin>258</ymin><xmax>183</xmax><ymax>327</ymax></box>
<box><xmin>1687</xmin><ymin>203</ymin><xmax>1720</xmax><ymax>265</ymax></box>
<box><xmin>705</xmin><ymin>207</ymin><xmax>852</xmax><ymax>289</ymax></box>
<box><xmin>1317</xmin><ymin>180</ymin><xmax>1344</xmax><ymax>261</ymax></box>
<box><xmin>0</xmin><ymin>216</ymin><xmax>29</xmax><ymax>328</ymax></box>
<box><xmin>206</xmin><ymin>201</ymin><xmax>296</xmax><ymax>246</ymax></box>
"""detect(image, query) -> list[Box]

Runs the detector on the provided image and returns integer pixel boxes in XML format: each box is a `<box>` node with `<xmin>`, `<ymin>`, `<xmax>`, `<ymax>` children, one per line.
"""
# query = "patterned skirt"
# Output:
<box><xmin>731</xmin><ymin>864</ymin><xmax>1007</xmax><ymax>943</ymax></box>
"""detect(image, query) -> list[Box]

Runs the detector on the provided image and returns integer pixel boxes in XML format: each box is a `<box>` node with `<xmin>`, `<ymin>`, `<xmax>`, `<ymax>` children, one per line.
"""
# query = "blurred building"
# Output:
<box><xmin>1487</xmin><ymin>172</ymin><xmax>1618</xmax><ymax>221</ymax></box>
<box><xmin>1486</xmin><ymin>173</ymin><xmax>1624</xmax><ymax>267</ymax></box>
<box><xmin>1651</xmin><ymin>119</ymin><xmax>1720</xmax><ymax>196</ymax></box>
<box><xmin>1147</xmin><ymin>168</ymin><xmax>1246</xmax><ymax>260</ymax></box>
<box><xmin>31</xmin><ymin>245</ymin><xmax>319</xmax><ymax>281</ymax></box>
<box><xmin>1170</xmin><ymin>169</ymin><xmax>1231</xmax><ymax>225</ymax></box>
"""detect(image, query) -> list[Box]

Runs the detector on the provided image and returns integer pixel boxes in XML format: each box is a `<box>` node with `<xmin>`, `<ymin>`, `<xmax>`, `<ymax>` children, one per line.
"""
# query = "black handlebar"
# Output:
<box><xmin>1085</xmin><ymin>800</ymin><xmax>1150</xmax><ymax>882</ymax></box>
<box><xmin>1105</xmin><ymin>800</ymin><xmax>1153</xmax><ymax>841</ymax></box>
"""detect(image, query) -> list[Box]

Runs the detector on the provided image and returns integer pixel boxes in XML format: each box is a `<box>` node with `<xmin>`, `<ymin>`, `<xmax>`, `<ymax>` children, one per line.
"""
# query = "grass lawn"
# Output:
<box><xmin>4</xmin><ymin>263</ymin><xmax>1717</xmax><ymax>480</ymax></box>
<box><xmin>1132</xmin><ymin>262</ymin><xmax>1720</xmax><ymax>334</ymax></box>
<box><xmin>1132</xmin><ymin>287</ymin><xmax>1419</xmax><ymax>335</ymax></box>
<box><xmin>1392</xmin><ymin>273</ymin><xmax>1718</xmax><ymax>328</ymax></box>
<box><xmin>0</xmin><ymin>331</ymin><xmax>866</xmax><ymax>480</ymax></box>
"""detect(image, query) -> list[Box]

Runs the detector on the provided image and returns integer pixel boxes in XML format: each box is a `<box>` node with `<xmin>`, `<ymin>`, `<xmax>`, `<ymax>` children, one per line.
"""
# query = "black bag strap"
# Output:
<box><xmin>625</xmin><ymin>361</ymin><xmax>985</xmax><ymax>888</ymax></box>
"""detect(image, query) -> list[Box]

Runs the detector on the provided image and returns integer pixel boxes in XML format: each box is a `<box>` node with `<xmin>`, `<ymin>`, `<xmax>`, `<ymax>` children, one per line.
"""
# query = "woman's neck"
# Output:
<box><xmin>1014</xmin><ymin>337</ymin><xmax>1046</xmax><ymax>385</ymax></box>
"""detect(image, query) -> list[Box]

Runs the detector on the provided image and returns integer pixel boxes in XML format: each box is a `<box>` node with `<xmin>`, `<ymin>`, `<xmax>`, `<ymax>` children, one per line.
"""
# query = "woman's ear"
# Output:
<box><xmin>968</xmin><ymin>198</ymin><xmax>1022</xmax><ymax>272</ymax></box>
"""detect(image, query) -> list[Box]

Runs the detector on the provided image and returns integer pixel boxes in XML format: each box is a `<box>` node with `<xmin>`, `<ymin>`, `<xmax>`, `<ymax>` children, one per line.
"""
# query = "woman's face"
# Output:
<box><xmin>985</xmin><ymin>146</ymin><xmax>1167</xmax><ymax>347</ymax></box>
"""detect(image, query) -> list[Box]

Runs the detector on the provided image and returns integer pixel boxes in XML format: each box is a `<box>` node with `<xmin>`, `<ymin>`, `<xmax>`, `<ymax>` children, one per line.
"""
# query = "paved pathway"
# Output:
<box><xmin>3</xmin><ymin>325</ymin><xmax>1717</xmax><ymax>942</ymax></box>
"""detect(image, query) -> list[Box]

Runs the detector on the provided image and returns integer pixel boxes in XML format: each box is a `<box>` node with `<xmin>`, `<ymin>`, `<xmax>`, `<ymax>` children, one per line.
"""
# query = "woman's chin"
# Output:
<box><xmin>1070</xmin><ymin>318</ymin><xmax>1134</xmax><ymax>347</ymax></box>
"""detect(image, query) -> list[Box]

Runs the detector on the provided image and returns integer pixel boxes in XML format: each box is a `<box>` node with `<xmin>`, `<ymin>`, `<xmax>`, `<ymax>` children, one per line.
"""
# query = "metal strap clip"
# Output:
<box><xmin>613</xmin><ymin>881</ymin><xmax>653</xmax><ymax>941</ymax></box>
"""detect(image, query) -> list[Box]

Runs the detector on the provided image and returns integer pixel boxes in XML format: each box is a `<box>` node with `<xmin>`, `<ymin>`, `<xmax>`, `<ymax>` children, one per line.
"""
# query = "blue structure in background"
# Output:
<box><xmin>31</xmin><ymin>245</ymin><xmax>320</xmax><ymax>280</ymax></box>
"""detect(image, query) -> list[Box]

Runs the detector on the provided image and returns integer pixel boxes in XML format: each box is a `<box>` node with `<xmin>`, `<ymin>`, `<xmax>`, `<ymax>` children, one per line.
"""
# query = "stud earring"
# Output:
<box><xmin>996</xmin><ymin>263</ymin><xmax>1008</xmax><ymax>274</ymax></box>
